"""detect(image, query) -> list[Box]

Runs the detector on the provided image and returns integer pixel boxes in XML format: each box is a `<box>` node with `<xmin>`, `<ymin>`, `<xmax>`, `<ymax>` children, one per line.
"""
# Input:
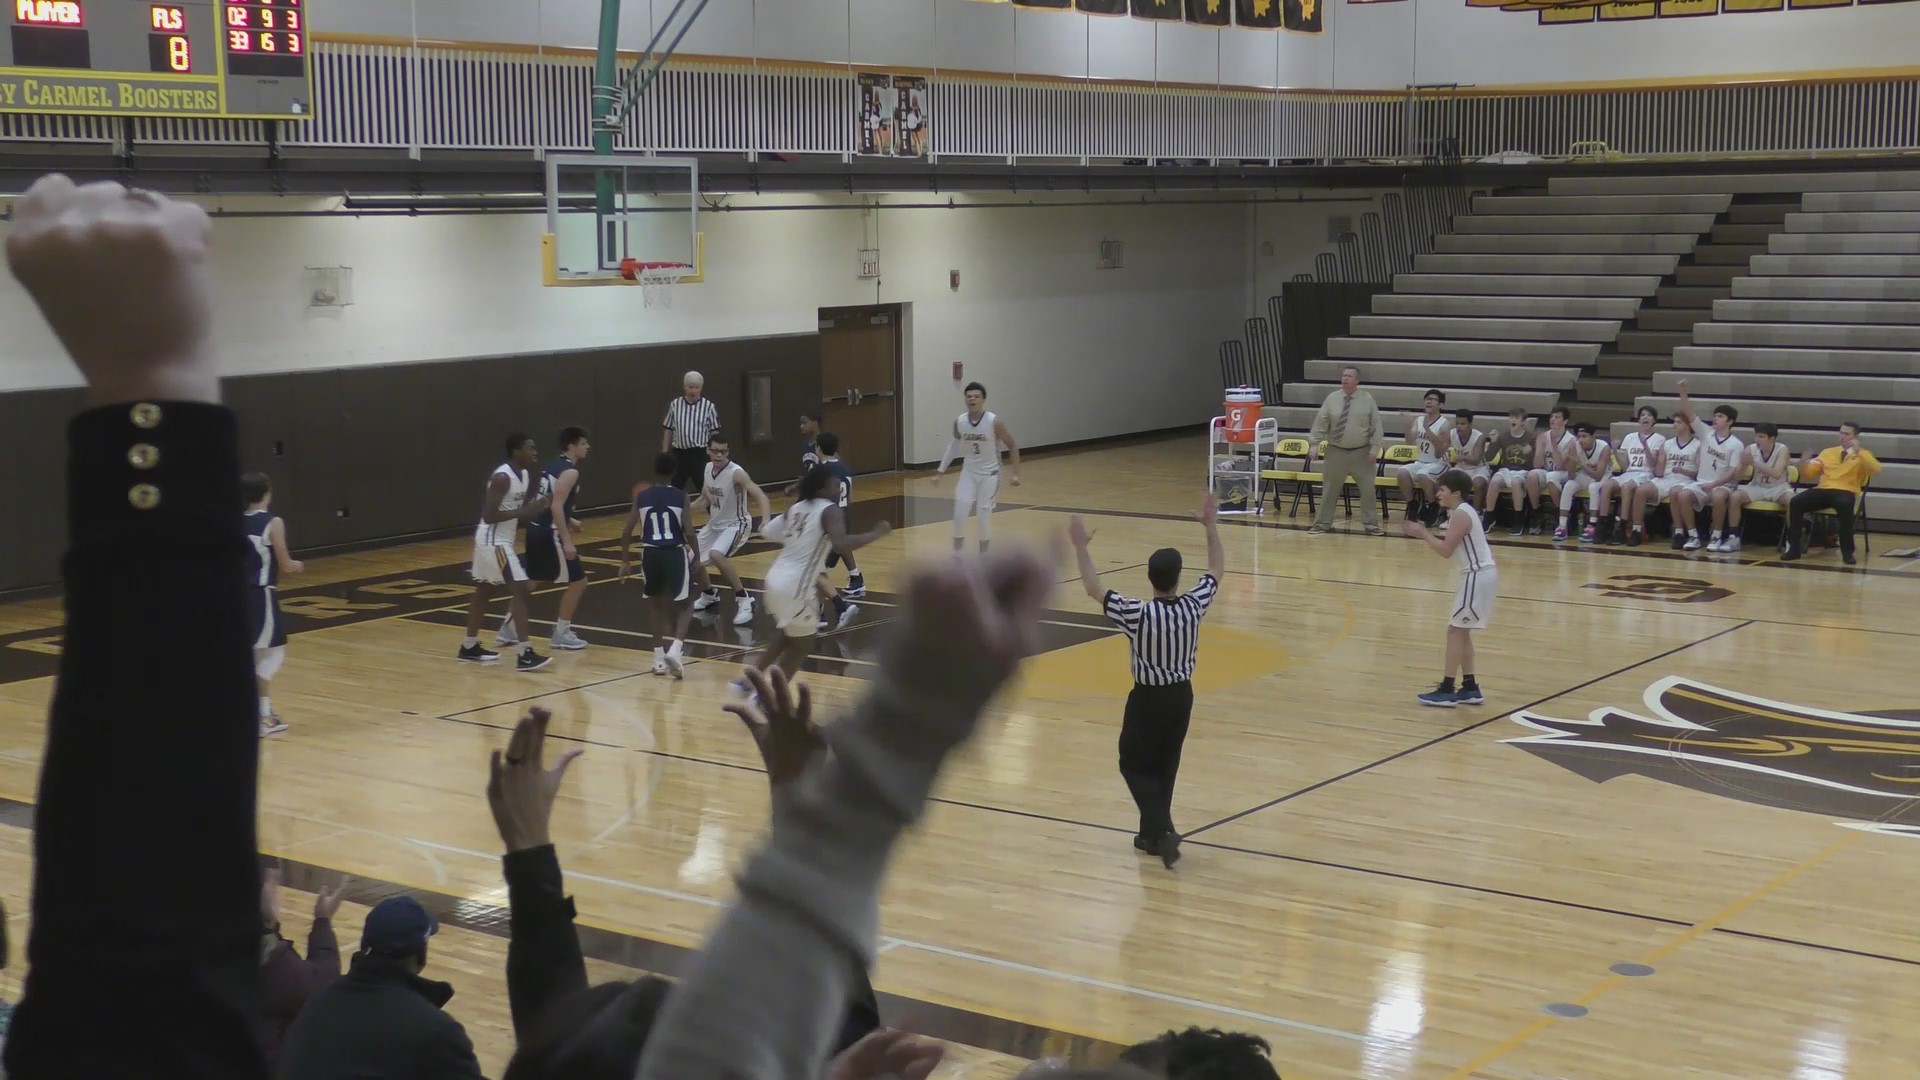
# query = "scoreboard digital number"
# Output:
<box><xmin>2</xmin><ymin>0</ymin><xmax>312</xmax><ymax>119</ymax></box>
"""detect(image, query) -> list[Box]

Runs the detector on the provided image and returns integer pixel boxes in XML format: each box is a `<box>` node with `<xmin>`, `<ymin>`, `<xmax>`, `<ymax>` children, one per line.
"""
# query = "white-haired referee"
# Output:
<box><xmin>662</xmin><ymin>370</ymin><xmax>720</xmax><ymax>494</ymax></box>
<box><xmin>1068</xmin><ymin>493</ymin><xmax>1224</xmax><ymax>869</ymax></box>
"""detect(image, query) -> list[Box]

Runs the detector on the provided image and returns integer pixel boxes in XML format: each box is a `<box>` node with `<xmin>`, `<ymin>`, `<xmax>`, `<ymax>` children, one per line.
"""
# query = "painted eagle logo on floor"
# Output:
<box><xmin>1506</xmin><ymin>676</ymin><xmax>1920</xmax><ymax>837</ymax></box>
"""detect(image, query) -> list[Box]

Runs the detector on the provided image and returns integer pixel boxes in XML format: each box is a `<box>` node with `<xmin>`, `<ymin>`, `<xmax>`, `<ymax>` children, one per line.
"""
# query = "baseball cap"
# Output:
<box><xmin>361</xmin><ymin>895</ymin><xmax>438</xmax><ymax>955</ymax></box>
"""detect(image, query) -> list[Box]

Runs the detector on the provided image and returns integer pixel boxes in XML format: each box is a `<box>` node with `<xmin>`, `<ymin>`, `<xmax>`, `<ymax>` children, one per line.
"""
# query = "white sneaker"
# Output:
<box><xmin>496</xmin><ymin>630</ymin><xmax>523</xmax><ymax>647</ymax></box>
<box><xmin>693</xmin><ymin>591</ymin><xmax>720</xmax><ymax>612</ymax></box>
<box><xmin>1706</xmin><ymin>536</ymin><xmax>1726</xmax><ymax>553</ymax></box>
<box><xmin>651</xmin><ymin>648</ymin><xmax>668</xmax><ymax>676</ymax></box>
<box><xmin>664</xmin><ymin>643</ymin><xmax>685</xmax><ymax>680</ymax></box>
<box><xmin>551</xmin><ymin>629</ymin><xmax>588</xmax><ymax>650</ymax></box>
<box><xmin>1684</xmin><ymin>534</ymin><xmax>1704</xmax><ymax>551</ymax></box>
<box><xmin>732</xmin><ymin>595</ymin><xmax>755</xmax><ymax>626</ymax></box>
<box><xmin>1723</xmin><ymin>536</ymin><xmax>1742</xmax><ymax>552</ymax></box>
<box><xmin>259</xmin><ymin>714</ymin><xmax>288</xmax><ymax>736</ymax></box>
<box><xmin>836</xmin><ymin>603</ymin><xmax>860</xmax><ymax>631</ymax></box>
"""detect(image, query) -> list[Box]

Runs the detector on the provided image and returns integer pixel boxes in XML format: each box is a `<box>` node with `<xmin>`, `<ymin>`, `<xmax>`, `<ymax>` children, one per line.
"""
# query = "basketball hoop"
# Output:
<box><xmin>620</xmin><ymin>258</ymin><xmax>692</xmax><ymax>309</ymax></box>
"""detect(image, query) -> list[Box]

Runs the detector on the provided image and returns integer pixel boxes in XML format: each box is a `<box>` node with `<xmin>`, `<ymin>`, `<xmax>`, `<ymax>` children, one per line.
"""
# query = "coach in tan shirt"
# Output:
<box><xmin>1305</xmin><ymin>366</ymin><xmax>1385</xmax><ymax>534</ymax></box>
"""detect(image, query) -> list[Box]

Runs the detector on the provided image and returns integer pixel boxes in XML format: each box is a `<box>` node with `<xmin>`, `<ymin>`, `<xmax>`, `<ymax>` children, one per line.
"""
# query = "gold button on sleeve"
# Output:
<box><xmin>128</xmin><ymin>444</ymin><xmax>161</xmax><ymax>470</ymax></box>
<box><xmin>129</xmin><ymin>403</ymin><xmax>163</xmax><ymax>429</ymax></box>
<box><xmin>128</xmin><ymin>484</ymin><xmax>162</xmax><ymax>510</ymax></box>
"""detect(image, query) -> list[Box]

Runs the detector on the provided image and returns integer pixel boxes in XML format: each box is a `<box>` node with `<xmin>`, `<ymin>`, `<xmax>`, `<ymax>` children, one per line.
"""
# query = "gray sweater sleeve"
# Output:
<box><xmin>633</xmin><ymin>632</ymin><xmax>1006</xmax><ymax>1080</ymax></box>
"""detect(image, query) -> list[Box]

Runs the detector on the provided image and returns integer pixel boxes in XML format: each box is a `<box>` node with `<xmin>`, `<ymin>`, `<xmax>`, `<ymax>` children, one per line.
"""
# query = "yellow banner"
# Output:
<box><xmin>0</xmin><ymin>73</ymin><xmax>222</xmax><ymax>116</ymax></box>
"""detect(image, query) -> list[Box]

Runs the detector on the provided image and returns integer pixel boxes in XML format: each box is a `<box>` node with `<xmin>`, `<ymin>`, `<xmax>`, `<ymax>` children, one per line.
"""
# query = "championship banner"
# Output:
<box><xmin>1186</xmin><ymin>0</ymin><xmax>1234</xmax><ymax>24</ymax></box>
<box><xmin>1077</xmin><ymin>0</ymin><xmax>1131</xmax><ymax>11</ymax></box>
<box><xmin>1495</xmin><ymin>0</ymin><xmax>1913</xmax><ymax>21</ymax></box>
<box><xmin>1236</xmin><ymin>0</ymin><xmax>1285</xmax><ymax>26</ymax></box>
<box><xmin>1285</xmin><ymin>0</ymin><xmax>1328</xmax><ymax>29</ymax></box>
<box><xmin>1133</xmin><ymin>0</ymin><xmax>1186</xmax><ymax>14</ymax></box>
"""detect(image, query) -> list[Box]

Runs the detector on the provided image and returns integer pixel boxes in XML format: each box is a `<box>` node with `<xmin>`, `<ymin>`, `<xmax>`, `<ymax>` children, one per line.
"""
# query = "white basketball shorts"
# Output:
<box><xmin>471</xmin><ymin>542</ymin><xmax>528</xmax><ymax>586</ymax></box>
<box><xmin>696</xmin><ymin>520</ymin><xmax>751</xmax><ymax>565</ymax></box>
<box><xmin>1739</xmin><ymin>482</ymin><xmax>1793</xmax><ymax>505</ymax></box>
<box><xmin>1451</xmin><ymin>567</ymin><xmax>1498</xmax><ymax>631</ymax></box>
<box><xmin>954</xmin><ymin>472</ymin><xmax>999</xmax><ymax>518</ymax></box>
<box><xmin>1532</xmin><ymin>469</ymin><xmax>1570</xmax><ymax>490</ymax></box>
<box><xmin>762</xmin><ymin>566</ymin><xmax>819</xmax><ymax>638</ymax></box>
<box><xmin>1401</xmin><ymin>460</ymin><xmax>1447</xmax><ymax>482</ymax></box>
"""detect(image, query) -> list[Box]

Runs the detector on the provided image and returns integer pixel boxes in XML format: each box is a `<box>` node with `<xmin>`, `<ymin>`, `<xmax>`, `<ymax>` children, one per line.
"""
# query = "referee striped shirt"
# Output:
<box><xmin>1103</xmin><ymin>573</ymin><xmax>1218</xmax><ymax>686</ymax></box>
<box><xmin>663</xmin><ymin>396</ymin><xmax>721</xmax><ymax>450</ymax></box>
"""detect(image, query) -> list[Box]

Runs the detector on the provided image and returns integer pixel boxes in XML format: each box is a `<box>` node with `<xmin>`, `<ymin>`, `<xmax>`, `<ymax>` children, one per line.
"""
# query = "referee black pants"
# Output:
<box><xmin>1119</xmin><ymin>680</ymin><xmax>1194</xmax><ymax>841</ymax></box>
<box><xmin>671</xmin><ymin>447</ymin><xmax>708</xmax><ymax>495</ymax></box>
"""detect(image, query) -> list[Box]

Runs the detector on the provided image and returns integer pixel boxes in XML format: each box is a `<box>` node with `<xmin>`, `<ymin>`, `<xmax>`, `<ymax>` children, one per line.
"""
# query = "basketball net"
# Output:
<box><xmin>621</xmin><ymin>259</ymin><xmax>691</xmax><ymax>310</ymax></box>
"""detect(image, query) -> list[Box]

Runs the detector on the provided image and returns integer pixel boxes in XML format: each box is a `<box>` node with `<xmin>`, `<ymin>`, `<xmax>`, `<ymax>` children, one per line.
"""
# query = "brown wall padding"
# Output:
<box><xmin>0</xmin><ymin>334</ymin><xmax>821</xmax><ymax>591</ymax></box>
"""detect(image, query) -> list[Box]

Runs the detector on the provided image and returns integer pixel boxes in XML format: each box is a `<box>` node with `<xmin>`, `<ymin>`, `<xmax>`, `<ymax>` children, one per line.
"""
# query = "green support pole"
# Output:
<box><xmin>591</xmin><ymin>0</ymin><xmax>622</xmax><ymax>267</ymax></box>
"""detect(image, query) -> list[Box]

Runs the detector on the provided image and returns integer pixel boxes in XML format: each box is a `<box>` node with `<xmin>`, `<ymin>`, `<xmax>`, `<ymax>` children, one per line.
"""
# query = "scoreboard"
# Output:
<box><xmin>2</xmin><ymin>0</ymin><xmax>312</xmax><ymax>119</ymax></box>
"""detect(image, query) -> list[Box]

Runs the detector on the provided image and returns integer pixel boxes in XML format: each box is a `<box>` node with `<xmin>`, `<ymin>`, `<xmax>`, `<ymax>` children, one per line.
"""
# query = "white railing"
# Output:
<box><xmin>5</xmin><ymin>42</ymin><xmax>1920</xmax><ymax>163</ymax></box>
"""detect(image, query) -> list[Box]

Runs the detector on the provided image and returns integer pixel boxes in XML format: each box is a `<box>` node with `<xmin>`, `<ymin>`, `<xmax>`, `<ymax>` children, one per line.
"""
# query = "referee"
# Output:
<box><xmin>661</xmin><ymin>370</ymin><xmax>720</xmax><ymax>494</ymax></box>
<box><xmin>1068</xmin><ymin>493</ymin><xmax>1224</xmax><ymax>869</ymax></box>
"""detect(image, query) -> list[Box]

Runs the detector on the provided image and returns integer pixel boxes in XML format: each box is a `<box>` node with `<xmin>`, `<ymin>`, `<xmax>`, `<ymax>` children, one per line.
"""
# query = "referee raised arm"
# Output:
<box><xmin>1068</xmin><ymin>493</ymin><xmax>1223</xmax><ymax>869</ymax></box>
<box><xmin>662</xmin><ymin>371</ymin><xmax>721</xmax><ymax>494</ymax></box>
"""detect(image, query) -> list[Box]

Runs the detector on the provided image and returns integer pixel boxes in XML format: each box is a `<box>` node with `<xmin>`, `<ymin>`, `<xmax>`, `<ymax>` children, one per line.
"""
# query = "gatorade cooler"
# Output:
<box><xmin>1223</xmin><ymin>387</ymin><xmax>1263</xmax><ymax>444</ymax></box>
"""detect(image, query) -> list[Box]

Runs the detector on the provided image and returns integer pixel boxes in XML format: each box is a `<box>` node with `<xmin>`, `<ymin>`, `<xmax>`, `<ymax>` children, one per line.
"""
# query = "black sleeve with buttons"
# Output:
<box><xmin>5</xmin><ymin>402</ymin><xmax>266</xmax><ymax>1080</ymax></box>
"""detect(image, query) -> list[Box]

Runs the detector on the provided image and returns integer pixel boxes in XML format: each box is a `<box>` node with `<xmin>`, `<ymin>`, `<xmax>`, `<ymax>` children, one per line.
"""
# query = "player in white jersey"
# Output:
<box><xmin>1397</xmin><ymin>390</ymin><xmax>1452</xmax><ymax>524</ymax></box>
<box><xmin>1672</xmin><ymin>380</ymin><xmax>1745</xmax><ymax>551</ymax></box>
<box><xmin>1720</xmin><ymin>422</ymin><xmax>1791</xmax><ymax>553</ymax></box>
<box><xmin>738</xmin><ymin>465</ymin><xmax>892</xmax><ymax>691</ymax></box>
<box><xmin>1523</xmin><ymin>407</ymin><xmax>1577</xmax><ymax>536</ymax></box>
<box><xmin>1593</xmin><ymin>405</ymin><xmax>1666</xmax><ymax>546</ymax></box>
<box><xmin>1446</xmin><ymin>410</ymin><xmax>1490</xmax><ymax>500</ymax></box>
<box><xmin>460</xmin><ymin>433</ymin><xmax>553</xmax><ymax>671</ymax></box>
<box><xmin>1403</xmin><ymin>470</ymin><xmax>1495</xmax><ymax>708</ymax></box>
<box><xmin>1554</xmin><ymin>423</ymin><xmax>1614</xmax><ymax>543</ymax></box>
<box><xmin>937</xmin><ymin>382</ymin><xmax>1022</xmax><ymax>552</ymax></box>
<box><xmin>690</xmin><ymin>434</ymin><xmax>772</xmax><ymax>626</ymax></box>
<box><xmin>1655</xmin><ymin>416</ymin><xmax>1703</xmax><ymax>549</ymax></box>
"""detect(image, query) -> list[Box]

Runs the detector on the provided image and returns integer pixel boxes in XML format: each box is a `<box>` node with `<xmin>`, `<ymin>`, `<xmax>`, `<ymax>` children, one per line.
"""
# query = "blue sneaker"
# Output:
<box><xmin>1453</xmin><ymin>685</ymin><xmax>1485</xmax><ymax>706</ymax></box>
<box><xmin>1417</xmin><ymin>688</ymin><xmax>1458</xmax><ymax>708</ymax></box>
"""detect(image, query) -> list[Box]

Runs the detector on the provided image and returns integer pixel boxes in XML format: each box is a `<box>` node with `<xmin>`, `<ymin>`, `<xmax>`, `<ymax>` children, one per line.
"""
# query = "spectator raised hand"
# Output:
<box><xmin>488</xmin><ymin>706</ymin><xmax>585</xmax><ymax>854</ymax></box>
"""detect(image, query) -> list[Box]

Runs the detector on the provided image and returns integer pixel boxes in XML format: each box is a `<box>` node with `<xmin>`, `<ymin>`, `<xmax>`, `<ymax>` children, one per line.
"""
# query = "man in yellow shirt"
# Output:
<box><xmin>1783</xmin><ymin>419</ymin><xmax>1881</xmax><ymax>565</ymax></box>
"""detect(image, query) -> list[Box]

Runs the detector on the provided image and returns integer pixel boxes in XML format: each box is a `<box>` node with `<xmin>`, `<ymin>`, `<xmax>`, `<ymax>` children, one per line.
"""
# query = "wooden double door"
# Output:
<box><xmin>817</xmin><ymin>305</ymin><xmax>902</xmax><ymax>475</ymax></box>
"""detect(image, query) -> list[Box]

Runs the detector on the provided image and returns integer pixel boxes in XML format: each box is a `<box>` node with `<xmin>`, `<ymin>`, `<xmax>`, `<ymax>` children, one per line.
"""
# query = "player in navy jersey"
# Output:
<box><xmin>524</xmin><ymin>426</ymin><xmax>592</xmax><ymax>651</ymax></box>
<box><xmin>797</xmin><ymin>414</ymin><xmax>821</xmax><ymax>486</ymax></box>
<box><xmin>242</xmin><ymin>472</ymin><xmax>304</xmax><ymax>736</ymax></box>
<box><xmin>815</xmin><ymin>431</ymin><xmax>867</xmax><ymax>601</ymax></box>
<box><xmin>620</xmin><ymin>453</ymin><xmax>700</xmax><ymax>678</ymax></box>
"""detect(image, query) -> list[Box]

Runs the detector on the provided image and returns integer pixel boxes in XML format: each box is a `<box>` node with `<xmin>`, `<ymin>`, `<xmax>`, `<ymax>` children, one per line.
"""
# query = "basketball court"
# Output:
<box><xmin>1</xmin><ymin>436</ymin><xmax>1915</xmax><ymax>1078</ymax></box>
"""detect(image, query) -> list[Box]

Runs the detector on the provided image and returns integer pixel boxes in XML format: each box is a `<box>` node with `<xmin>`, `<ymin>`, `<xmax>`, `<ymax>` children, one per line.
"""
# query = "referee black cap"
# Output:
<box><xmin>1147</xmin><ymin>547</ymin><xmax>1183</xmax><ymax>592</ymax></box>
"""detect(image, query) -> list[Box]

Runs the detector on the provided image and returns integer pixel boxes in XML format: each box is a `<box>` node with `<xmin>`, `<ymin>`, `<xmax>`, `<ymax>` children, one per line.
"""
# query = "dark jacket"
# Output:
<box><xmin>6</xmin><ymin>403</ymin><xmax>265</xmax><ymax>1080</ymax></box>
<box><xmin>260</xmin><ymin>918</ymin><xmax>342</xmax><ymax>1069</ymax></box>
<box><xmin>278</xmin><ymin>952</ymin><xmax>484</xmax><ymax>1080</ymax></box>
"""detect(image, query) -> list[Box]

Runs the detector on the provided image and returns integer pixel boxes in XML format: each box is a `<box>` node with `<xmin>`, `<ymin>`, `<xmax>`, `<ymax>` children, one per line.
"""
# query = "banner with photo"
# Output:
<box><xmin>855</xmin><ymin>74</ymin><xmax>930</xmax><ymax>159</ymax></box>
<box><xmin>1186</xmin><ymin>0</ymin><xmax>1233</xmax><ymax>23</ymax></box>
<box><xmin>1481</xmin><ymin>0</ymin><xmax>1916</xmax><ymax>25</ymax></box>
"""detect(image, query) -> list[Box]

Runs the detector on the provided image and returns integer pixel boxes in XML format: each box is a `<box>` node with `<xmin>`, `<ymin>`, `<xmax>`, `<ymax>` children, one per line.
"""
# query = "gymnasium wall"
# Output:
<box><xmin>313</xmin><ymin>0</ymin><xmax>1920</xmax><ymax>91</ymax></box>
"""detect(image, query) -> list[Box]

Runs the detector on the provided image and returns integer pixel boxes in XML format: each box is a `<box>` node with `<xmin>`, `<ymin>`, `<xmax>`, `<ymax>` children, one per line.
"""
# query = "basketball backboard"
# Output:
<box><xmin>541</xmin><ymin>153</ymin><xmax>703</xmax><ymax>288</ymax></box>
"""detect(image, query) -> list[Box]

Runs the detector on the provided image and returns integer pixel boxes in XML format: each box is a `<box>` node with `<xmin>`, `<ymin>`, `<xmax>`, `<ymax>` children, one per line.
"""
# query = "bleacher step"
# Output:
<box><xmin>1391</xmin><ymin>273</ymin><xmax>1662</xmax><ymax>297</ymax></box>
<box><xmin>1676</xmin><ymin>264</ymin><xmax>1743</xmax><ymax>287</ymax></box>
<box><xmin>1658</xmin><ymin>285</ymin><xmax>1733</xmax><ymax>307</ymax></box>
<box><xmin>1653</xmin><ymin>370</ymin><xmax>1920</xmax><ymax>405</ymax></box>
<box><xmin>1634</xmin><ymin>308</ymin><xmax>1711</xmax><ymax>332</ymax></box>
<box><xmin>1732</xmin><ymin>276</ymin><xmax>1920</xmax><ymax>301</ymax></box>
<box><xmin>1616</xmin><ymin>329</ymin><xmax>1694</xmax><ymax>354</ymax></box>
<box><xmin>1573</xmin><ymin>376</ymin><xmax>1651</xmax><ymax>405</ymax></box>
<box><xmin>1596</xmin><ymin>353</ymin><xmax>1671</xmax><ymax>380</ymax></box>
<box><xmin>1803</xmin><ymin>191</ymin><xmax>1920</xmax><ymax>213</ymax></box>
<box><xmin>1548</xmin><ymin>170</ymin><xmax>1920</xmax><ymax>197</ymax></box>
<box><xmin>1673</xmin><ymin>345</ymin><xmax>1920</xmax><ymax>376</ymax></box>
<box><xmin>1728</xmin><ymin>203</ymin><xmax>1795</xmax><ymax>225</ymax></box>
<box><xmin>1692</xmin><ymin>244</ymin><xmax>1766</xmax><ymax>266</ymax></box>
<box><xmin>1710</xmin><ymin>223</ymin><xmax>1775</xmax><ymax>245</ymax></box>
<box><xmin>1634</xmin><ymin>394</ymin><xmax>1918</xmax><ymax>435</ymax></box>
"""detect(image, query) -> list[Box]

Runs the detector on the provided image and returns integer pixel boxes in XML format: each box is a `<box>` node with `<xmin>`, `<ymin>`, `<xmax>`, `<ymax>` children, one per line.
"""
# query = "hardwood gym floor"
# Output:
<box><xmin>0</xmin><ymin>434</ymin><xmax>1917</xmax><ymax>1079</ymax></box>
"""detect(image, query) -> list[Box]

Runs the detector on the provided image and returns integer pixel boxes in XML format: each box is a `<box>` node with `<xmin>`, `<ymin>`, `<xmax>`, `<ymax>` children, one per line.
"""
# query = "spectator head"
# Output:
<box><xmin>1506</xmin><ymin>407</ymin><xmax>1528</xmax><ymax>433</ymax></box>
<box><xmin>800</xmin><ymin>413</ymin><xmax>819</xmax><ymax>437</ymax></box>
<box><xmin>1753</xmin><ymin>422</ymin><xmax>1778</xmax><ymax>449</ymax></box>
<box><xmin>1574</xmin><ymin>422</ymin><xmax>1595</xmax><ymax>448</ymax></box>
<box><xmin>507</xmin><ymin>432</ymin><xmax>539</xmax><ymax>467</ymax></box>
<box><xmin>1147</xmin><ymin>547</ymin><xmax>1183</xmax><ymax>595</ymax></box>
<box><xmin>965</xmin><ymin>382</ymin><xmax>988</xmax><ymax>411</ymax></box>
<box><xmin>1423</xmin><ymin>389</ymin><xmax>1446</xmax><ymax>411</ymax></box>
<box><xmin>1840</xmin><ymin>420</ymin><xmax>1862</xmax><ymax>448</ymax></box>
<box><xmin>682</xmin><ymin>372</ymin><xmax>704</xmax><ymax>400</ymax></box>
<box><xmin>1117</xmin><ymin>1027</ymin><xmax>1283</xmax><ymax>1080</ymax></box>
<box><xmin>1672</xmin><ymin>414</ymin><xmax>1693</xmax><ymax>441</ymax></box>
<box><xmin>502</xmin><ymin>977</ymin><xmax>670</xmax><ymax>1080</ymax></box>
<box><xmin>559</xmin><ymin>427</ymin><xmax>591</xmax><ymax>460</ymax></box>
<box><xmin>1712</xmin><ymin>404</ymin><xmax>1739</xmax><ymax>432</ymax></box>
<box><xmin>1453</xmin><ymin>409</ymin><xmax>1475</xmax><ymax>431</ymax></box>
<box><xmin>707</xmin><ymin>434</ymin><xmax>731</xmax><ymax>465</ymax></box>
<box><xmin>1339</xmin><ymin>366</ymin><xmax>1360</xmax><ymax>391</ymax></box>
<box><xmin>1549</xmin><ymin>406</ymin><xmax>1571</xmax><ymax>431</ymax></box>
<box><xmin>359</xmin><ymin>895</ymin><xmax>437</xmax><ymax>971</ymax></box>
<box><xmin>241</xmin><ymin>471</ymin><xmax>273</xmax><ymax>510</ymax></box>
<box><xmin>652</xmin><ymin>452</ymin><xmax>677</xmax><ymax>480</ymax></box>
<box><xmin>817</xmin><ymin>431</ymin><xmax>841</xmax><ymax>457</ymax></box>
<box><xmin>1436</xmin><ymin>470</ymin><xmax>1473</xmax><ymax>508</ymax></box>
<box><xmin>1636</xmin><ymin>405</ymin><xmax>1659</xmax><ymax>430</ymax></box>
